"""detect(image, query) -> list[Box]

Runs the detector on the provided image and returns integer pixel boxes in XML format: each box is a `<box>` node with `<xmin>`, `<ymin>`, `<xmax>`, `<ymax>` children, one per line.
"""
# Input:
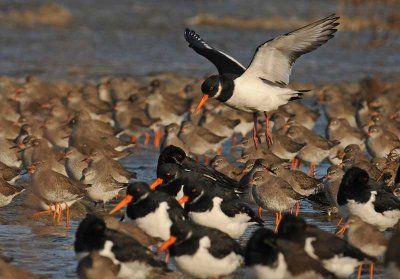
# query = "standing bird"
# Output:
<box><xmin>185</xmin><ymin>14</ymin><xmax>339</xmax><ymax>147</ymax></box>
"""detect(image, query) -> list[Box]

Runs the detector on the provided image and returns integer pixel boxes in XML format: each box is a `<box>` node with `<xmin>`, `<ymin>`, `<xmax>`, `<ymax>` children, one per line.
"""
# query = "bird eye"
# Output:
<box><xmin>166</xmin><ymin>172</ymin><xmax>171</xmax><ymax>176</ymax></box>
<box><xmin>209</xmin><ymin>86</ymin><xmax>214</xmax><ymax>91</ymax></box>
<box><xmin>192</xmin><ymin>188</ymin><xmax>197</xmax><ymax>192</ymax></box>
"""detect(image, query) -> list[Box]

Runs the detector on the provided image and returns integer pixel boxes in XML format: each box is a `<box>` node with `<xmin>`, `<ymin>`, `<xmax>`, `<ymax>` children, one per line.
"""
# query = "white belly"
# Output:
<box><xmin>347</xmin><ymin>192</ymin><xmax>400</xmax><ymax>231</ymax></box>
<box><xmin>132</xmin><ymin>202</ymin><xmax>172</xmax><ymax>241</ymax></box>
<box><xmin>228</xmin><ymin>77</ymin><xmax>294</xmax><ymax>113</ymax></box>
<box><xmin>189</xmin><ymin>197</ymin><xmax>251</xmax><ymax>238</ymax></box>
<box><xmin>174</xmin><ymin>237</ymin><xmax>241</xmax><ymax>278</ymax></box>
<box><xmin>252</xmin><ymin>253</ymin><xmax>287</xmax><ymax>279</ymax></box>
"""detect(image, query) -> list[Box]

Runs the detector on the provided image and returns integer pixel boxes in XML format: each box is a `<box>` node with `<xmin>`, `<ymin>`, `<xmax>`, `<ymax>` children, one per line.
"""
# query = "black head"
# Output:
<box><xmin>158</xmin><ymin>145</ymin><xmax>187</xmax><ymax>166</ymax></box>
<box><xmin>182</xmin><ymin>183</ymin><xmax>204</xmax><ymax>201</ymax></box>
<box><xmin>277</xmin><ymin>214</ymin><xmax>307</xmax><ymax>244</ymax></box>
<box><xmin>201</xmin><ymin>75</ymin><xmax>220</xmax><ymax>97</ymax></box>
<box><xmin>245</xmin><ymin>228</ymin><xmax>278</xmax><ymax>267</ymax></box>
<box><xmin>156</xmin><ymin>163</ymin><xmax>182</xmax><ymax>184</ymax></box>
<box><xmin>126</xmin><ymin>182</ymin><xmax>151</xmax><ymax>202</ymax></box>
<box><xmin>170</xmin><ymin>220</ymin><xmax>195</xmax><ymax>242</ymax></box>
<box><xmin>75</xmin><ymin>214</ymin><xmax>106</xmax><ymax>253</ymax></box>
<box><xmin>341</xmin><ymin>167</ymin><xmax>370</xmax><ymax>190</ymax></box>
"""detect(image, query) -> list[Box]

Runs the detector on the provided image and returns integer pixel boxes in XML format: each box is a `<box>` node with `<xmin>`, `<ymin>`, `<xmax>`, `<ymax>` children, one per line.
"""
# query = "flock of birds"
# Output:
<box><xmin>0</xmin><ymin>13</ymin><xmax>399</xmax><ymax>279</ymax></box>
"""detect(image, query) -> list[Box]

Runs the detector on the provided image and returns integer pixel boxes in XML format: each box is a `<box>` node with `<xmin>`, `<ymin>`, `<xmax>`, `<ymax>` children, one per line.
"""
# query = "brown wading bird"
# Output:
<box><xmin>184</xmin><ymin>14</ymin><xmax>339</xmax><ymax>148</ymax></box>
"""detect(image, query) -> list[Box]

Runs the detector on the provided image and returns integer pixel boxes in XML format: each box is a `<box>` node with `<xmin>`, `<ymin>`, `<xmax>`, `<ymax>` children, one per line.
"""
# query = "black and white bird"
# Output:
<box><xmin>337</xmin><ymin>167</ymin><xmax>400</xmax><ymax>231</ymax></box>
<box><xmin>245</xmin><ymin>227</ymin><xmax>336</xmax><ymax>279</ymax></box>
<box><xmin>185</xmin><ymin>14</ymin><xmax>339</xmax><ymax>147</ymax></box>
<box><xmin>179</xmin><ymin>183</ymin><xmax>263</xmax><ymax>239</ymax></box>
<box><xmin>110</xmin><ymin>182</ymin><xmax>187</xmax><ymax>241</ymax></box>
<box><xmin>278</xmin><ymin>214</ymin><xmax>374</xmax><ymax>278</ymax></box>
<box><xmin>74</xmin><ymin>215</ymin><xmax>168</xmax><ymax>279</ymax></box>
<box><xmin>157</xmin><ymin>220</ymin><xmax>243</xmax><ymax>279</ymax></box>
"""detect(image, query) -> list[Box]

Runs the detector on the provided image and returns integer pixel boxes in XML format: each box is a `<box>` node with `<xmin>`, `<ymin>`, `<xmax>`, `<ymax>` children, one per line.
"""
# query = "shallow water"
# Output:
<box><xmin>0</xmin><ymin>0</ymin><xmax>399</xmax><ymax>83</ymax></box>
<box><xmin>0</xmin><ymin>0</ymin><xmax>397</xmax><ymax>278</ymax></box>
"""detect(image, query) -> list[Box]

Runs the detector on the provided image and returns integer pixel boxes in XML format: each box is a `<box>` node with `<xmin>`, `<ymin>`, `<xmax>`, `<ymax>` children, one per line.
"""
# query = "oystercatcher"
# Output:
<box><xmin>74</xmin><ymin>215</ymin><xmax>168</xmax><ymax>278</ymax></box>
<box><xmin>179</xmin><ymin>182</ymin><xmax>263</xmax><ymax>238</ymax></box>
<box><xmin>110</xmin><ymin>182</ymin><xmax>187</xmax><ymax>241</ymax></box>
<box><xmin>337</xmin><ymin>167</ymin><xmax>400</xmax><ymax>231</ymax></box>
<box><xmin>245</xmin><ymin>227</ymin><xmax>336</xmax><ymax>279</ymax></box>
<box><xmin>185</xmin><ymin>14</ymin><xmax>339</xmax><ymax>147</ymax></box>
<box><xmin>158</xmin><ymin>220</ymin><xmax>243</xmax><ymax>278</ymax></box>
<box><xmin>278</xmin><ymin>214</ymin><xmax>374</xmax><ymax>278</ymax></box>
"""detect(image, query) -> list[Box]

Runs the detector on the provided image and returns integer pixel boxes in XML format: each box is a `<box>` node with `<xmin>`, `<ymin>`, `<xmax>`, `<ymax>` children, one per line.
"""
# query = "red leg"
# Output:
<box><xmin>369</xmin><ymin>263</ymin><xmax>374</xmax><ymax>279</ymax></box>
<box><xmin>263</xmin><ymin>112</ymin><xmax>273</xmax><ymax>147</ymax></box>
<box><xmin>290</xmin><ymin>206</ymin><xmax>293</xmax><ymax>215</ymax></box>
<box><xmin>357</xmin><ymin>264</ymin><xmax>363</xmax><ymax>279</ymax></box>
<box><xmin>144</xmin><ymin>132</ymin><xmax>150</xmax><ymax>146</ymax></box>
<box><xmin>204</xmin><ymin>155</ymin><xmax>209</xmax><ymax>165</ymax></box>
<box><xmin>217</xmin><ymin>146</ymin><xmax>222</xmax><ymax>156</ymax></box>
<box><xmin>65</xmin><ymin>203</ymin><xmax>70</xmax><ymax>228</ymax></box>
<box><xmin>53</xmin><ymin>203</ymin><xmax>58</xmax><ymax>219</ymax></box>
<box><xmin>258</xmin><ymin>207</ymin><xmax>262</xmax><ymax>219</ymax></box>
<box><xmin>295</xmin><ymin>201</ymin><xmax>300</xmax><ymax>217</ymax></box>
<box><xmin>253</xmin><ymin>113</ymin><xmax>259</xmax><ymax>149</ymax></box>
<box><xmin>231</xmin><ymin>134</ymin><xmax>237</xmax><ymax>147</ymax></box>
<box><xmin>57</xmin><ymin>205</ymin><xmax>63</xmax><ymax>224</ymax></box>
<box><xmin>336</xmin><ymin>217</ymin><xmax>343</xmax><ymax>227</ymax></box>
<box><xmin>164</xmin><ymin>250</ymin><xmax>170</xmax><ymax>264</ymax></box>
<box><xmin>32</xmin><ymin>204</ymin><xmax>53</xmax><ymax>219</ymax></box>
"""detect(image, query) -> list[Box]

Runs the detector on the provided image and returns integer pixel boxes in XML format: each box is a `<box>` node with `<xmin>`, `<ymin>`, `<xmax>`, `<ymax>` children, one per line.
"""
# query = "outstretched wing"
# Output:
<box><xmin>184</xmin><ymin>28</ymin><xmax>246</xmax><ymax>75</ymax></box>
<box><xmin>242</xmin><ymin>14</ymin><xmax>339</xmax><ymax>85</ymax></box>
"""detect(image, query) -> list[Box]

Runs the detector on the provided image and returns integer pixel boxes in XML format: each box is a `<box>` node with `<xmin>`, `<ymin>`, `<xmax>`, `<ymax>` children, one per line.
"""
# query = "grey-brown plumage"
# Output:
<box><xmin>323</xmin><ymin>166</ymin><xmax>345</xmax><ymax>208</ymax></box>
<box><xmin>343</xmin><ymin>144</ymin><xmax>369</xmax><ymax>163</ymax></box>
<box><xmin>179</xmin><ymin>121</ymin><xmax>226</xmax><ymax>155</ymax></box>
<box><xmin>269</xmin><ymin>163</ymin><xmax>322</xmax><ymax>196</ymax></box>
<box><xmin>0</xmin><ymin>161</ymin><xmax>20</xmax><ymax>182</ymax></box>
<box><xmin>0</xmin><ymin>257</ymin><xmax>43</xmax><ymax>279</ymax></box>
<box><xmin>326</xmin><ymin>118</ymin><xmax>364</xmax><ymax>150</ymax></box>
<box><xmin>64</xmin><ymin>147</ymin><xmax>89</xmax><ymax>181</ymax></box>
<box><xmin>103</xmin><ymin>216</ymin><xmax>158</xmax><ymax>247</ymax></box>
<box><xmin>29</xmin><ymin>162</ymin><xmax>86</xmax><ymax>210</ymax></box>
<box><xmin>282</xmin><ymin>102</ymin><xmax>320</xmax><ymax>130</ymax></box>
<box><xmin>250</xmin><ymin>171</ymin><xmax>303</xmax><ymax>213</ymax></box>
<box><xmin>210</xmin><ymin>155</ymin><xmax>242</xmax><ymax>181</ymax></box>
<box><xmin>286</xmin><ymin>125</ymin><xmax>340</xmax><ymax>165</ymax></box>
<box><xmin>345</xmin><ymin>215</ymin><xmax>387</xmax><ymax>257</ymax></box>
<box><xmin>200</xmin><ymin>109</ymin><xmax>240</xmax><ymax>138</ymax></box>
<box><xmin>341</xmin><ymin>153</ymin><xmax>383</xmax><ymax>181</ymax></box>
<box><xmin>238</xmin><ymin>147</ymin><xmax>288</xmax><ymax>165</ymax></box>
<box><xmin>269</xmin><ymin>134</ymin><xmax>306</xmax><ymax>160</ymax></box>
<box><xmin>77</xmin><ymin>252</ymin><xmax>120</xmax><ymax>279</ymax></box>
<box><xmin>367</xmin><ymin>125</ymin><xmax>400</xmax><ymax>159</ymax></box>
<box><xmin>160</xmin><ymin>123</ymin><xmax>189</xmax><ymax>153</ymax></box>
<box><xmin>385</xmin><ymin>232</ymin><xmax>400</xmax><ymax>279</ymax></box>
<box><xmin>0</xmin><ymin>178</ymin><xmax>25</xmax><ymax>207</ymax></box>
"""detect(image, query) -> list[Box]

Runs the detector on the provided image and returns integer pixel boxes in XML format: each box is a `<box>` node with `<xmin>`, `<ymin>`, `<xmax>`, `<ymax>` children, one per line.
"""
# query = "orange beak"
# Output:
<box><xmin>179</xmin><ymin>195</ymin><xmax>189</xmax><ymax>205</ymax></box>
<box><xmin>109</xmin><ymin>195</ymin><xmax>133</xmax><ymax>214</ymax></box>
<box><xmin>157</xmin><ymin>235</ymin><xmax>177</xmax><ymax>253</ymax></box>
<box><xmin>194</xmin><ymin>95</ymin><xmax>209</xmax><ymax>113</ymax></box>
<box><xmin>149</xmin><ymin>178</ymin><xmax>163</xmax><ymax>190</ymax></box>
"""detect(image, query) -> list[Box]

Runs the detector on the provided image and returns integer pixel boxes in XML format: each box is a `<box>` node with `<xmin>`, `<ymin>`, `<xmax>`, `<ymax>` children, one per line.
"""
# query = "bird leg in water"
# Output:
<box><xmin>31</xmin><ymin>204</ymin><xmax>53</xmax><ymax>219</ymax></box>
<box><xmin>153</xmin><ymin>128</ymin><xmax>162</xmax><ymax>149</ymax></box>
<box><xmin>274</xmin><ymin>211</ymin><xmax>282</xmax><ymax>233</ymax></box>
<box><xmin>307</xmin><ymin>163</ymin><xmax>316</xmax><ymax>177</ymax></box>
<box><xmin>258</xmin><ymin>207</ymin><xmax>262</xmax><ymax>219</ymax></box>
<box><xmin>231</xmin><ymin>134</ymin><xmax>237</xmax><ymax>146</ymax></box>
<box><xmin>369</xmin><ymin>263</ymin><xmax>374</xmax><ymax>279</ymax></box>
<box><xmin>53</xmin><ymin>203</ymin><xmax>59</xmax><ymax>219</ymax></box>
<box><xmin>144</xmin><ymin>132</ymin><xmax>150</xmax><ymax>146</ymax></box>
<box><xmin>357</xmin><ymin>264</ymin><xmax>363</xmax><ymax>279</ymax></box>
<box><xmin>295</xmin><ymin>201</ymin><xmax>300</xmax><ymax>217</ymax></box>
<box><xmin>57</xmin><ymin>205</ymin><xmax>63</xmax><ymax>224</ymax></box>
<box><xmin>164</xmin><ymin>250</ymin><xmax>170</xmax><ymax>264</ymax></box>
<box><xmin>65</xmin><ymin>203</ymin><xmax>70</xmax><ymax>228</ymax></box>
<box><xmin>291</xmin><ymin>158</ymin><xmax>298</xmax><ymax>170</ymax></box>
<box><xmin>253</xmin><ymin>113</ymin><xmax>260</xmax><ymax>149</ymax></box>
<box><xmin>336</xmin><ymin>217</ymin><xmax>343</xmax><ymax>227</ymax></box>
<box><xmin>263</xmin><ymin>112</ymin><xmax>273</xmax><ymax>147</ymax></box>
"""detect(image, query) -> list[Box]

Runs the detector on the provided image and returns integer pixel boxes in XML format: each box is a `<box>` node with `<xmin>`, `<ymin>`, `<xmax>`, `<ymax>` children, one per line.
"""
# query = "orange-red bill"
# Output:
<box><xmin>149</xmin><ymin>178</ymin><xmax>163</xmax><ymax>190</ymax></box>
<box><xmin>179</xmin><ymin>195</ymin><xmax>189</xmax><ymax>205</ymax></box>
<box><xmin>157</xmin><ymin>235</ymin><xmax>177</xmax><ymax>253</ymax></box>
<box><xmin>194</xmin><ymin>94</ymin><xmax>209</xmax><ymax>113</ymax></box>
<box><xmin>109</xmin><ymin>195</ymin><xmax>133</xmax><ymax>214</ymax></box>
